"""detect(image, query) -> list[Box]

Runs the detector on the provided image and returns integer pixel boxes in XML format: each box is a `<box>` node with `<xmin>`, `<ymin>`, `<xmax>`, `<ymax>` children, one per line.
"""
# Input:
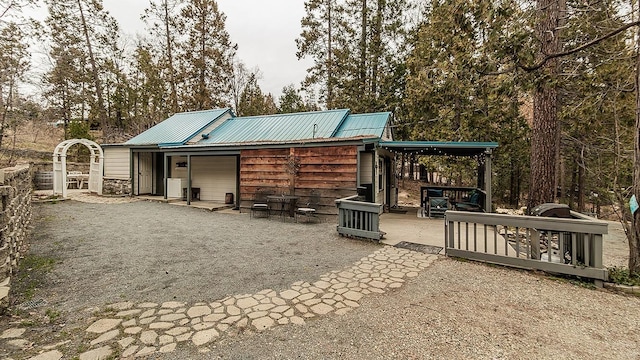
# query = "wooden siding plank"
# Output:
<box><xmin>104</xmin><ymin>147</ymin><xmax>130</xmax><ymax>178</ymax></box>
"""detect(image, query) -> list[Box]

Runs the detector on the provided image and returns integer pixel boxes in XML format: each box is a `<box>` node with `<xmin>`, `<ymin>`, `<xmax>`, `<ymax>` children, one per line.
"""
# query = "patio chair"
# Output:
<box><xmin>250</xmin><ymin>189</ymin><xmax>273</xmax><ymax>219</ymax></box>
<box><xmin>296</xmin><ymin>190</ymin><xmax>320</xmax><ymax>223</ymax></box>
<box><xmin>423</xmin><ymin>188</ymin><xmax>444</xmax><ymax>211</ymax></box>
<box><xmin>453</xmin><ymin>190</ymin><xmax>484</xmax><ymax>212</ymax></box>
<box><xmin>66</xmin><ymin>171</ymin><xmax>82</xmax><ymax>189</ymax></box>
<box><xmin>428</xmin><ymin>197</ymin><xmax>449</xmax><ymax>218</ymax></box>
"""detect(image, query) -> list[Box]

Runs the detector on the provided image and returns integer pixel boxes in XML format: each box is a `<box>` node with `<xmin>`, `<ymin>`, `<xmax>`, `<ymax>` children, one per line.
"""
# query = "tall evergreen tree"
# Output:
<box><xmin>297</xmin><ymin>0</ymin><xmax>409</xmax><ymax>112</ymax></box>
<box><xmin>0</xmin><ymin>22</ymin><xmax>29</xmax><ymax>148</ymax></box>
<box><xmin>179</xmin><ymin>0</ymin><xmax>235</xmax><ymax>110</ymax></box>
<box><xmin>297</xmin><ymin>0</ymin><xmax>344</xmax><ymax>109</ymax></box>
<box><xmin>129</xmin><ymin>44</ymin><xmax>167</xmax><ymax>132</ymax></box>
<box><xmin>43</xmin><ymin>0</ymin><xmax>120</xmax><ymax>140</ymax></box>
<box><xmin>237</xmin><ymin>73</ymin><xmax>267</xmax><ymax>116</ymax></box>
<box><xmin>278</xmin><ymin>84</ymin><xmax>307</xmax><ymax>113</ymax></box>
<box><xmin>143</xmin><ymin>0</ymin><xmax>182</xmax><ymax>114</ymax></box>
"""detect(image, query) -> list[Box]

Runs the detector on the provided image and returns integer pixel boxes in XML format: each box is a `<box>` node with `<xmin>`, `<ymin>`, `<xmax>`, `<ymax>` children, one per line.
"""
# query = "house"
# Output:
<box><xmin>101</xmin><ymin>108</ymin><xmax>497</xmax><ymax>214</ymax></box>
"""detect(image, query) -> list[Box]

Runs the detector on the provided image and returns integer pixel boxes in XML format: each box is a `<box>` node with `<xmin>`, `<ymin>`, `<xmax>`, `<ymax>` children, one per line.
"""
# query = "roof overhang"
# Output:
<box><xmin>379</xmin><ymin>141</ymin><xmax>498</xmax><ymax>157</ymax></box>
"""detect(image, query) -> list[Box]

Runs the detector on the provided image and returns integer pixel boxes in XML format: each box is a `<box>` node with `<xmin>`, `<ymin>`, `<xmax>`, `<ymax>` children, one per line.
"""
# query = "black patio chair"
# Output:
<box><xmin>295</xmin><ymin>190</ymin><xmax>320</xmax><ymax>223</ymax></box>
<box><xmin>453</xmin><ymin>190</ymin><xmax>484</xmax><ymax>212</ymax></box>
<box><xmin>428</xmin><ymin>196</ymin><xmax>449</xmax><ymax>218</ymax></box>
<box><xmin>250</xmin><ymin>189</ymin><xmax>273</xmax><ymax>219</ymax></box>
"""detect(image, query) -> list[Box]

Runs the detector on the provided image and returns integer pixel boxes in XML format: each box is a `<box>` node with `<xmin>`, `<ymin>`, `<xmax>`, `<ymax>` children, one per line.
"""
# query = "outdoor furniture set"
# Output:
<box><xmin>421</xmin><ymin>185</ymin><xmax>485</xmax><ymax>218</ymax></box>
<box><xmin>66</xmin><ymin>171</ymin><xmax>89</xmax><ymax>189</ymax></box>
<box><xmin>250</xmin><ymin>189</ymin><xmax>320</xmax><ymax>223</ymax></box>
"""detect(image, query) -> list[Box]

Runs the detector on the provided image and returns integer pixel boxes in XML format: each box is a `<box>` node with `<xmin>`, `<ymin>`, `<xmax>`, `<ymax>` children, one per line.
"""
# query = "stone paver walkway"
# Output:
<box><xmin>6</xmin><ymin>246</ymin><xmax>437</xmax><ymax>359</ymax></box>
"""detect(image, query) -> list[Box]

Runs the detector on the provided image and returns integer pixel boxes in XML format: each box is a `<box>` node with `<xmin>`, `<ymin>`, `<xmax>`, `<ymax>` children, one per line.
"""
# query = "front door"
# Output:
<box><xmin>139</xmin><ymin>152</ymin><xmax>153</xmax><ymax>194</ymax></box>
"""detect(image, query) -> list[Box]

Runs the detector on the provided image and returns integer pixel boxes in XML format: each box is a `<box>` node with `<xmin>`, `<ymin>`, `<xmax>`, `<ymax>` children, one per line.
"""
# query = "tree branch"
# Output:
<box><xmin>519</xmin><ymin>20</ymin><xmax>640</xmax><ymax>72</ymax></box>
<box><xmin>478</xmin><ymin>20</ymin><xmax>640</xmax><ymax>76</ymax></box>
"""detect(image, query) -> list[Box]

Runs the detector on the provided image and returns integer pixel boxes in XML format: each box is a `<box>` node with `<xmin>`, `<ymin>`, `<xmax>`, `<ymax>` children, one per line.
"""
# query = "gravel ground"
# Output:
<box><xmin>199</xmin><ymin>258</ymin><xmax>640</xmax><ymax>360</ymax></box>
<box><xmin>5</xmin><ymin>198</ymin><xmax>640</xmax><ymax>359</ymax></box>
<box><xmin>23</xmin><ymin>200</ymin><xmax>379</xmax><ymax>321</ymax></box>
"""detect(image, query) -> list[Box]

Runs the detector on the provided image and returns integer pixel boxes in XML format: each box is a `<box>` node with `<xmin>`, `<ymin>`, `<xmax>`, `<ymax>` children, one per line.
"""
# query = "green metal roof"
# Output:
<box><xmin>379</xmin><ymin>141</ymin><xmax>499</xmax><ymax>156</ymax></box>
<box><xmin>334</xmin><ymin>112</ymin><xmax>391</xmax><ymax>138</ymax></box>
<box><xmin>199</xmin><ymin>109</ymin><xmax>350</xmax><ymax>144</ymax></box>
<box><xmin>125</xmin><ymin>108</ymin><xmax>230</xmax><ymax>146</ymax></box>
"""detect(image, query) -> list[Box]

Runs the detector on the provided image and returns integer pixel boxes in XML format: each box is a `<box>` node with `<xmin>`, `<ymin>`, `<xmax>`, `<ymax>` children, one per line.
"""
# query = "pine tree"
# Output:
<box><xmin>0</xmin><ymin>22</ymin><xmax>29</xmax><ymax>148</ymax></box>
<box><xmin>237</xmin><ymin>73</ymin><xmax>266</xmax><ymax>116</ymax></box>
<box><xmin>278</xmin><ymin>84</ymin><xmax>307</xmax><ymax>114</ymax></box>
<box><xmin>43</xmin><ymin>0</ymin><xmax>120</xmax><ymax>140</ymax></box>
<box><xmin>143</xmin><ymin>0</ymin><xmax>183</xmax><ymax>113</ymax></box>
<box><xmin>297</xmin><ymin>0</ymin><xmax>410</xmax><ymax>112</ymax></box>
<box><xmin>179</xmin><ymin>0</ymin><xmax>235</xmax><ymax>110</ymax></box>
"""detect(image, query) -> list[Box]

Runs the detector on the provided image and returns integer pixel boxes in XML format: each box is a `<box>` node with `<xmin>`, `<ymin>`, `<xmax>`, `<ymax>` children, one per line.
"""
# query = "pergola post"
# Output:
<box><xmin>484</xmin><ymin>149</ymin><xmax>493</xmax><ymax>212</ymax></box>
<box><xmin>163</xmin><ymin>153</ymin><xmax>169</xmax><ymax>200</ymax></box>
<box><xmin>187</xmin><ymin>155</ymin><xmax>192</xmax><ymax>205</ymax></box>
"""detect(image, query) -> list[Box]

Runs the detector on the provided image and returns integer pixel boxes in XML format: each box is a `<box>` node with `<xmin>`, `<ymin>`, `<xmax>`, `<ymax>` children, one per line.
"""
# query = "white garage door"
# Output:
<box><xmin>191</xmin><ymin>156</ymin><xmax>237</xmax><ymax>202</ymax></box>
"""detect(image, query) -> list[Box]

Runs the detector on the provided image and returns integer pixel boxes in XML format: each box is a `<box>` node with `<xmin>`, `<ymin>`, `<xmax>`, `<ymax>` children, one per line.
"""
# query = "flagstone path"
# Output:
<box><xmin>5</xmin><ymin>246</ymin><xmax>437</xmax><ymax>359</ymax></box>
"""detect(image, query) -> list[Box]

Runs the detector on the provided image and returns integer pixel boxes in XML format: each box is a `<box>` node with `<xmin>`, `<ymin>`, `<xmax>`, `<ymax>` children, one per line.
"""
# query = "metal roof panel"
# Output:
<box><xmin>199</xmin><ymin>109</ymin><xmax>350</xmax><ymax>144</ymax></box>
<box><xmin>125</xmin><ymin>108</ymin><xmax>230</xmax><ymax>146</ymax></box>
<box><xmin>334</xmin><ymin>112</ymin><xmax>391</xmax><ymax>138</ymax></box>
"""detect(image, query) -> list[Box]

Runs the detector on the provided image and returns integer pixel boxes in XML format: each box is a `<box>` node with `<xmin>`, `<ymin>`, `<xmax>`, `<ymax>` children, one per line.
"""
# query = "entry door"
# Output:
<box><xmin>139</xmin><ymin>153</ymin><xmax>153</xmax><ymax>194</ymax></box>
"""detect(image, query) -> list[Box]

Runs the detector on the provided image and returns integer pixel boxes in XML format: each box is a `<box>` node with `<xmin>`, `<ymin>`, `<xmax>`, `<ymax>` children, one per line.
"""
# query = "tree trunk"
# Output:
<box><xmin>326</xmin><ymin>0</ymin><xmax>333</xmax><ymax>109</ymax></box>
<box><xmin>527</xmin><ymin>0</ymin><xmax>562</xmax><ymax>212</ymax></box>
<box><xmin>577</xmin><ymin>149</ymin><xmax>585</xmax><ymax>212</ymax></box>
<box><xmin>164</xmin><ymin>0</ymin><xmax>179</xmax><ymax>113</ymax></box>
<box><xmin>77</xmin><ymin>0</ymin><xmax>108</xmax><ymax>140</ymax></box>
<box><xmin>371</xmin><ymin>0</ymin><xmax>383</xmax><ymax>102</ymax></box>
<box><xmin>631</xmin><ymin>0</ymin><xmax>640</xmax><ymax>273</ymax></box>
<box><xmin>408</xmin><ymin>153</ymin><xmax>414</xmax><ymax>180</ymax></box>
<box><xmin>359</xmin><ymin>0</ymin><xmax>367</xmax><ymax>106</ymax></box>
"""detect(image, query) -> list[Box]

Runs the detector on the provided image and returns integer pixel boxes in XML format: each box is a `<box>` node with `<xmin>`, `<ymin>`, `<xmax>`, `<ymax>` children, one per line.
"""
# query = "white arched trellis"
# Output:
<box><xmin>53</xmin><ymin>139</ymin><xmax>104</xmax><ymax>198</ymax></box>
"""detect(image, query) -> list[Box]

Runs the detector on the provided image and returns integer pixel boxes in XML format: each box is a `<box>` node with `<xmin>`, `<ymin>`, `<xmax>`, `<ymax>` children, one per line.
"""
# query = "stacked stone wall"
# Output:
<box><xmin>0</xmin><ymin>165</ymin><xmax>32</xmax><ymax>311</ymax></box>
<box><xmin>102</xmin><ymin>178</ymin><xmax>132</xmax><ymax>196</ymax></box>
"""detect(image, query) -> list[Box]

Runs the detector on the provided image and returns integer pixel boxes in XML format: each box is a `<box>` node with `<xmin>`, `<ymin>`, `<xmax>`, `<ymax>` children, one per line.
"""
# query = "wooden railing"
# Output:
<box><xmin>335</xmin><ymin>195</ymin><xmax>384</xmax><ymax>240</ymax></box>
<box><xmin>445</xmin><ymin>210</ymin><xmax>609</xmax><ymax>282</ymax></box>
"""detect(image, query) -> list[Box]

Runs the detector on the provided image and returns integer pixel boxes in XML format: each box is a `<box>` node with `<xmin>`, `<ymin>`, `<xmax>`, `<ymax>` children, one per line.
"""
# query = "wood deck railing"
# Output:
<box><xmin>335</xmin><ymin>195</ymin><xmax>384</xmax><ymax>240</ymax></box>
<box><xmin>445</xmin><ymin>210</ymin><xmax>609</xmax><ymax>282</ymax></box>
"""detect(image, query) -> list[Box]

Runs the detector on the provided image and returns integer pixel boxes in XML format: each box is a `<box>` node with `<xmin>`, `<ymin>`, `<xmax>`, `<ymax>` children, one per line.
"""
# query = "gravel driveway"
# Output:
<box><xmin>26</xmin><ymin>200</ymin><xmax>379</xmax><ymax>318</ymax></box>
<box><xmin>4</xmin><ymin>198</ymin><xmax>640</xmax><ymax>359</ymax></box>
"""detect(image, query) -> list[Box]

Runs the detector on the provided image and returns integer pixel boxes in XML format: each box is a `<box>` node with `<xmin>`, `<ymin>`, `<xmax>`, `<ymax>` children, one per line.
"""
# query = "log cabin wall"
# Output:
<box><xmin>240</xmin><ymin>145</ymin><xmax>359</xmax><ymax>215</ymax></box>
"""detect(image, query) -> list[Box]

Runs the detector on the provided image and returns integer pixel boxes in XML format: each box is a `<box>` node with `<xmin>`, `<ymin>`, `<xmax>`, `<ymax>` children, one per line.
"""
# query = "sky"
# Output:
<box><xmin>28</xmin><ymin>0</ymin><xmax>313</xmax><ymax>100</ymax></box>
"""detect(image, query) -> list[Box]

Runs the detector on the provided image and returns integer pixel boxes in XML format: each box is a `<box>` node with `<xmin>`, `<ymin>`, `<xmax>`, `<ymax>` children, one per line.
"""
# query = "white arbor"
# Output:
<box><xmin>53</xmin><ymin>139</ymin><xmax>103</xmax><ymax>198</ymax></box>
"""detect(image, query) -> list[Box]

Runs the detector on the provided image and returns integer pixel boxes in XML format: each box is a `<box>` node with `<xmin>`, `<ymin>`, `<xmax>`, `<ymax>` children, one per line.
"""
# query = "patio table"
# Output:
<box><xmin>267</xmin><ymin>195</ymin><xmax>299</xmax><ymax>221</ymax></box>
<box><xmin>67</xmin><ymin>173</ymin><xmax>89</xmax><ymax>189</ymax></box>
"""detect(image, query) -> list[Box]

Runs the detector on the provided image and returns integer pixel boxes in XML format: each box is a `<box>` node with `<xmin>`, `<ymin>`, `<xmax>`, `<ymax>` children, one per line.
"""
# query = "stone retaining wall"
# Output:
<box><xmin>0</xmin><ymin>164</ymin><xmax>32</xmax><ymax>311</ymax></box>
<box><xmin>103</xmin><ymin>177</ymin><xmax>132</xmax><ymax>196</ymax></box>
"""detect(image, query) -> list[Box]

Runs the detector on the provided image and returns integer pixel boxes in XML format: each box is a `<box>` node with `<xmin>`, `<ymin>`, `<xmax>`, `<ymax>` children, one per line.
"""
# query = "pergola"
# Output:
<box><xmin>53</xmin><ymin>138</ymin><xmax>104</xmax><ymax>198</ymax></box>
<box><xmin>378</xmin><ymin>141</ymin><xmax>499</xmax><ymax>212</ymax></box>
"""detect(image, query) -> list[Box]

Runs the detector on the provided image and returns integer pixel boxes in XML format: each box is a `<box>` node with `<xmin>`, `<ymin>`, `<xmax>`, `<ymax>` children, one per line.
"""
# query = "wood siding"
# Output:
<box><xmin>103</xmin><ymin>147</ymin><xmax>130</xmax><ymax>179</ymax></box>
<box><xmin>240</xmin><ymin>145</ymin><xmax>359</xmax><ymax>215</ymax></box>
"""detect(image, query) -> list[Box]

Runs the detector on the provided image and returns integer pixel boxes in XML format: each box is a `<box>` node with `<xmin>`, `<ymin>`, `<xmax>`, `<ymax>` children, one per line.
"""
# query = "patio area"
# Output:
<box><xmin>378</xmin><ymin>207</ymin><xmax>447</xmax><ymax>252</ymax></box>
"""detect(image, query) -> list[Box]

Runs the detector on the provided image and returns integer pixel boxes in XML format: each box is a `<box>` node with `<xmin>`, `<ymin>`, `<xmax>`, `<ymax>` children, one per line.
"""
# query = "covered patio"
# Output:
<box><xmin>379</xmin><ymin>141</ymin><xmax>499</xmax><ymax>213</ymax></box>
